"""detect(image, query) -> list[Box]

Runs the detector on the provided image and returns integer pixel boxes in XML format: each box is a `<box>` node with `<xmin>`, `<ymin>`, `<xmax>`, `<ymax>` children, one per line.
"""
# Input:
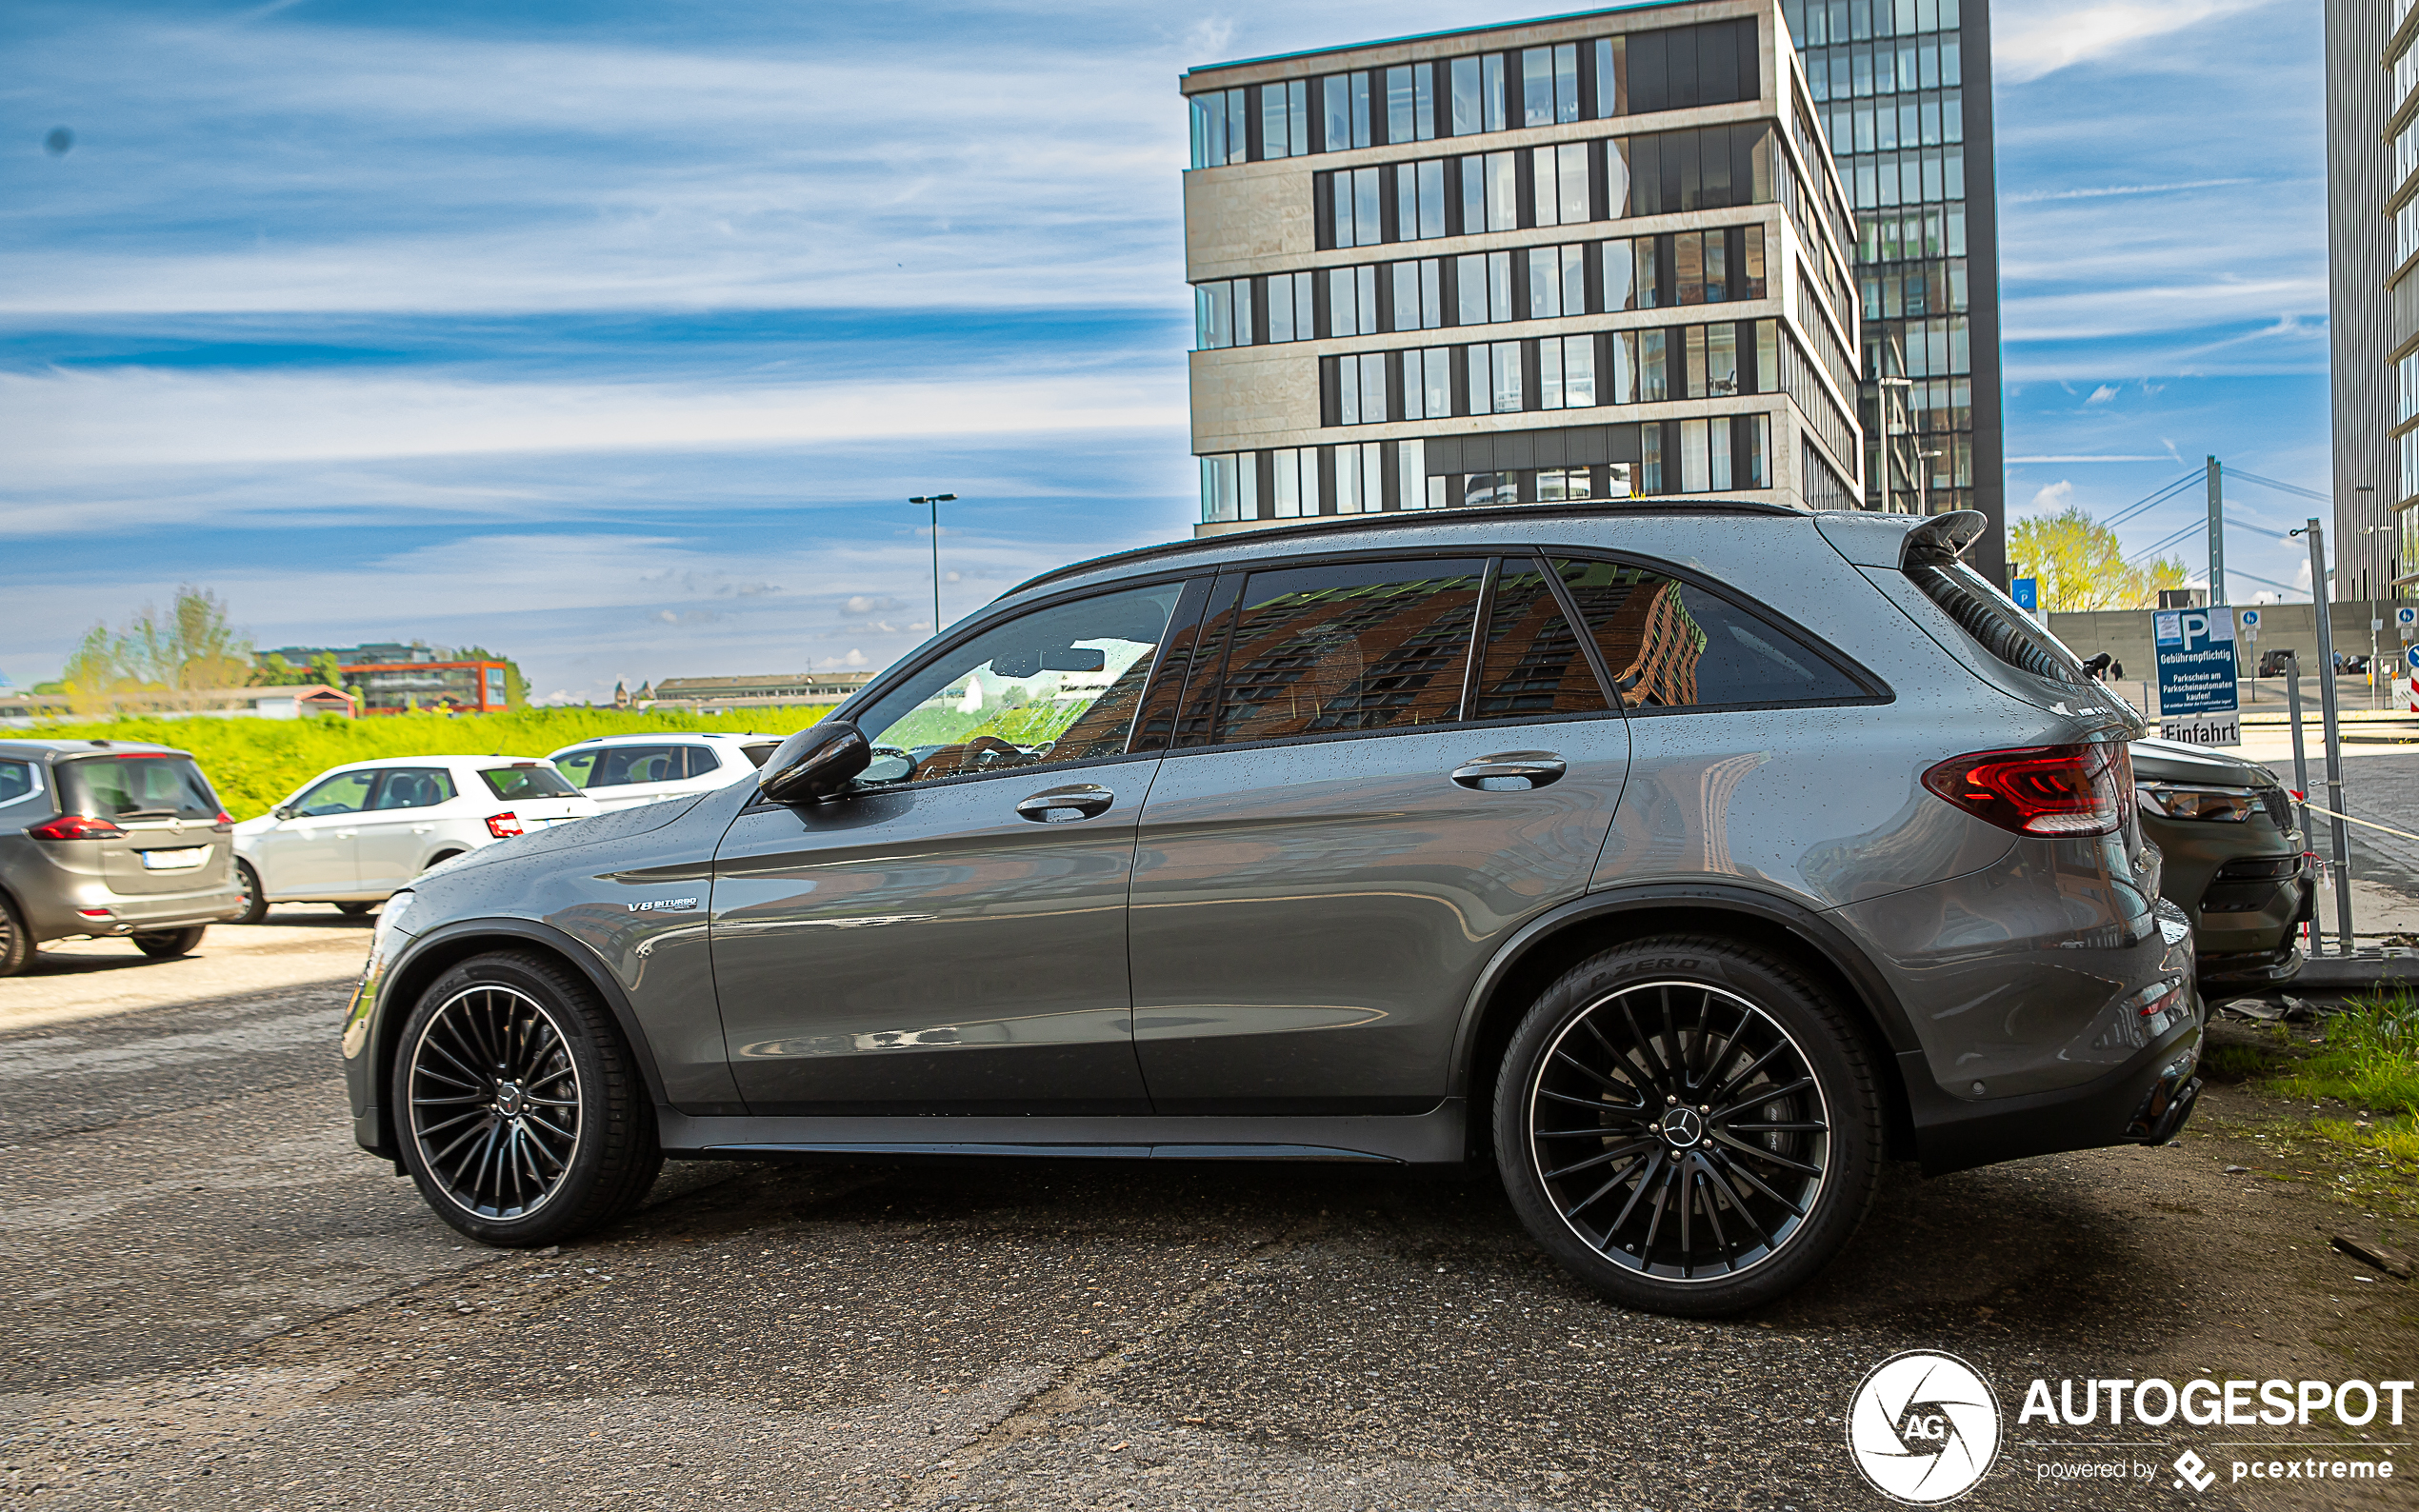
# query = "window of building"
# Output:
<box><xmin>1329</xmin><ymin>264</ymin><xmax>1381</xmax><ymax>337</ymax></box>
<box><xmin>1539</xmin><ymin>336</ymin><xmax>1596</xmax><ymax>409</ymax></box>
<box><xmin>1200</xmin><ymin>453</ymin><xmax>1254</xmax><ymax>522</ymax></box>
<box><xmin>1533</xmin><ymin>143</ymin><xmax>1593</xmax><ymax>227</ymax></box>
<box><xmin>1393</xmin><ymin>258</ymin><xmax>1444</xmax><ymax>329</ymax></box>
<box><xmin>1467</xmin><ymin>340</ymin><xmax>1524</xmax><ymax>414</ymax></box>
<box><xmin>1204</xmin><ymin>560</ymin><xmax>1488</xmax><ymax>744</ymax></box>
<box><xmin>1269</xmin><ymin>448</ymin><xmax>1319</xmax><ymax>518</ymax></box>
<box><xmin>1267</xmin><ymin>270</ymin><xmax>1314</xmax><ymax>342</ymax></box>
<box><xmin>1402</xmin><ymin>347</ymin><xmax>1452</xmax><ymax>419</ymax></box>
<box><xmin>1194</xmin><ymin>279</ymin><xmax>1254</xmax><ymax>350</ymax></box>
<box><xmin>1329</xmin><ymin>166</ymin><xmax>1384</xmax><ymax>248</ymax></box>
<box><xmin>1334</xmin><ymin>440</ymin><xmax>1387</xmax><ymax>513</ymax></box>
<box><xmin>1189</xmin><ymin>88</ymin><xmax>1249</xmax><ymax>169</ymax></box>
<box><xmin>1332</xmin><ymin>352</ymin><xmax>1389</xmax><ymax>425</ymax></box>
<box><xmin>1527</xmin><ymin>245</ymin><xmax>1584</xmax><ymax>319</ymax></box>
<box><xmin>1395</xmin><ymin>157</ymin><xmax>1449</xmax><ymax>240</ymax></box>
<box><xmin>1323</xmin><ymin>72</ymin><xmax>1372</xmax><ymax>150</ymax></box>
<box><xmin>1459</xmin><ymin>151</ymin><xmax>1520</xmax><ymax>233</ymax></box>
<box><xmin>1449</xmin><ymin>53</ymin><xmax>1508</xmax><ymax>135</ymax></box>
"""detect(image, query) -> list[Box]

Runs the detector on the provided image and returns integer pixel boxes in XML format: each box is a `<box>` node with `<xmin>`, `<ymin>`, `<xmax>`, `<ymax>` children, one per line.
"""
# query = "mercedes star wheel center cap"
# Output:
<box><xmin>493</xmin><ymin>1081</ymin><xmax>526</xmax><ymax>1119</ymax></box>
<box><xmin>1660</xmin><ymin>1106</ymin><xmax>1706</xmax><ymax>1148</ymax></box>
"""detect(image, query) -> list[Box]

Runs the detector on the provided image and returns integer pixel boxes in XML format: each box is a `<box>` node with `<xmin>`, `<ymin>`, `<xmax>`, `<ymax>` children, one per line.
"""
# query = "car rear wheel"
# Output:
<box><xmin>231</xmin><ymin>861</ymin><xmax>270</xmax><ymax>925</ymax></box>
<box><xmin>0</xmin><ymin>894</ymin><xmax>30</xmax><ymax>977</ymax></box>
<box><xmin>392</xmin><ymin>951</ymin><xmax>661</xmax><ymax>1246</ymax></box>
<box><xmin>1493</xmin><ymin>935</ymin><xmax>1882</xmax><ymax>1316</ymax></box>
<box><xmin>131</xmin><ymin>925</ymin><xmax>208</xmax><ymax>959</ymax></box>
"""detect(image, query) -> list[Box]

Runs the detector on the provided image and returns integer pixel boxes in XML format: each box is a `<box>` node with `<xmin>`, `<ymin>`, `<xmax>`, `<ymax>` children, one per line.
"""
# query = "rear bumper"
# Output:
<box><xmin>2199</xmin><ymin>942</ymin><xmax>2303</xmax><ymax>987</ymax></box>
<box><xmin>22</xmin><ymin>881</ymin><xmax>245</xmax><ymax>940</ymax></box>
<box><xmin>1902</xmin><ymin>1019</ymin><xmax>2204</xmax><ymax>1176</ymax></box>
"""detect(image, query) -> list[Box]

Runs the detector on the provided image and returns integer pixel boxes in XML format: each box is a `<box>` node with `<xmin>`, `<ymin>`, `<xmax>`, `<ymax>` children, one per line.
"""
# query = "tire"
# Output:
<box><xmin>0</xmin><ymin>893</ymin><xmax>30</xmax><ymax>978</ymax></box>
<box><xmin>131</xmin><ymin>925</ymin><xmax>208</xmax><ymax>959</ymax></box>
<box><xmin>391</xmin><ymin>951</ymin><xmax>662</xmax><ymax>1247</ymax></box>
<box><xmin>231</xmin><ymin>861</ymin><xmax>270</xmax><ymax>925</ymax></box>
<box><xmin>336</xmin><ymin>901</ymin><xmax>377</xmax><ymax>918</ymax></box>
<box><xmin>1492</xmin><ymin>934</ymin><xmax>1883</xmax><ymax>1317</ymax></box>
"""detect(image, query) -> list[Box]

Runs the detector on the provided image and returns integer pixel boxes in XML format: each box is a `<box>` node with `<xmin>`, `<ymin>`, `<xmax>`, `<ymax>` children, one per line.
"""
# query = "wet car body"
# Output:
<box><xmin>2131</xmin><ymin>736</ymin><xmax>2309</xmax><ymax>988</ymax></box>
<box><xmin>342</xmin><ymin>503</ymin><xmax>2203</xmax><ymax>1312</ymax></box>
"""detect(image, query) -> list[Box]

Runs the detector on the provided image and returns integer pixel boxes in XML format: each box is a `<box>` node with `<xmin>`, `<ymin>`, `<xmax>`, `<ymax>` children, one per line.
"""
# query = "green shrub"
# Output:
<box><xmin>2269</xmin><ymin>987</ymin><xmax>2419</xmax><ymax>1118</ymax></box>
<box><xmin>26</xmin><ymin>706</ymin><xmax>829</xmax><ymax>820</ymax></box>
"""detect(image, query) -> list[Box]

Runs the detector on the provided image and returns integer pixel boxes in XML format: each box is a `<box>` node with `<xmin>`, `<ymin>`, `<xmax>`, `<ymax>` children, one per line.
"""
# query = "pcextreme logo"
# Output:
<box><xmin>1848</xmin><ymin>1350</ymin><xmax>2004</xmax><ymax>1504</ymax></box>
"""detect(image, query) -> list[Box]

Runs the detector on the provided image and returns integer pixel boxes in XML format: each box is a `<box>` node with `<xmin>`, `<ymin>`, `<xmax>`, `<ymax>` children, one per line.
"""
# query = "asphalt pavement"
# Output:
<box><xmin>1</xmin><ymin>912</ymin><xmax>2413</xmax><ymax>1511</ymax></box>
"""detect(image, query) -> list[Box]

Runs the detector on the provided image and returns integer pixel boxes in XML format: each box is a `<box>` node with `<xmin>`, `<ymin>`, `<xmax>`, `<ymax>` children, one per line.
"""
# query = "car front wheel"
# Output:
<box><xmin>392</xmin><ymin>951</ymin><xmax>661</xmax><ymax>1246</ymax></box>
<box><xmin>1493</xmin><ymin>935</ymin><xmax>1882</xmax><ymax>1316</ymax></box>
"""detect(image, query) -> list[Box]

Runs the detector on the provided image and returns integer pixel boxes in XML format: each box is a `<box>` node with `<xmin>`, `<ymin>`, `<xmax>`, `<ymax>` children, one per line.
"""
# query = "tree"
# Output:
<box><xmin>56</xmin><ymin>587</ymin><xmax>256</xmax><ymax>709</ymax></box>
<box><xmin>2009</xmin><ymin>507</ymin><xmax>2189</xmax><ymax>613</ymax></box>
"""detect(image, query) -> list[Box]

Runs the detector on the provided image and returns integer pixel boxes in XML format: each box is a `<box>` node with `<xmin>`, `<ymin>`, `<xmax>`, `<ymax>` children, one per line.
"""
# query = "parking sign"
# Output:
<box><xmin>2151</xmin><ymin>607</ymin><xmax>2241</xmax><ymax>746</ymax></box>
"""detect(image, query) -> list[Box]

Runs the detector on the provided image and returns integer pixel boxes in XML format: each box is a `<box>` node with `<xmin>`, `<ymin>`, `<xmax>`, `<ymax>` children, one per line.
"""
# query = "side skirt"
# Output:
<box><xmin>656</xmin><ymin>1100</ymin><xmax>1468</xmax><ymax>1166</ymax></box>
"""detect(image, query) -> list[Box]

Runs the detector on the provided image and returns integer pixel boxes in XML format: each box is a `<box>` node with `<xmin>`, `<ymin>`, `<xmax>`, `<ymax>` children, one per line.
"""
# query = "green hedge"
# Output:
<box><xmin>23</xmin><ymin>706</ymin><xmax>829</xmax><ymax>820</ymax></box>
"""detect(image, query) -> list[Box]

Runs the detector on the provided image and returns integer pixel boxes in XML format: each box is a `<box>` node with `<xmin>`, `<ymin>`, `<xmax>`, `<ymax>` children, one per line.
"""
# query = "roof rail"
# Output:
<box><xmin>1007</xmin><ymin>497</ymin><xmax>1809</xmax><ymax>599</ymax></box>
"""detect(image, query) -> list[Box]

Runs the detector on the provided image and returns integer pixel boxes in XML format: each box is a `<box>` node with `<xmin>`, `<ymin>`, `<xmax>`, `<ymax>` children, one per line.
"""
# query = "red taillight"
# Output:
<box><xmin>486</xmin><ymin>812</ymin><xmax>524</xmax><ymax>838</ymax></box>
<box><xmin>1921</xmin><ymin>743</ymin><xmax>2130</xmax><ymax>837</ymax></box>
<box><xmin>30</xmin><ymin>814</ymin><xmax>128</xmax><ymax>841</ymax></box>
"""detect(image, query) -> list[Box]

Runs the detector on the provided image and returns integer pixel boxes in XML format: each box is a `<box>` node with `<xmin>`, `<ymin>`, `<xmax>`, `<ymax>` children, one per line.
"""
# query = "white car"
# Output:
<box><xmin>230</xmin><ymin>756</ymin><xmax>599</xmax><ymax>922</ymax></box>
<box><xmin>544</xmin><ymin>731</ymin><xmax>787</xmax><ymax>812</ymax></box>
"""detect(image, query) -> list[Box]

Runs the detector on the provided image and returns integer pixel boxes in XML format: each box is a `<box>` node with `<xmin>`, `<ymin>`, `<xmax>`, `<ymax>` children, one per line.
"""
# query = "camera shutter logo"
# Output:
<box><xmin>1847</xmin><ymin>1350</ymin><xmax>2003</xmax><ymax>1503</ymax></box>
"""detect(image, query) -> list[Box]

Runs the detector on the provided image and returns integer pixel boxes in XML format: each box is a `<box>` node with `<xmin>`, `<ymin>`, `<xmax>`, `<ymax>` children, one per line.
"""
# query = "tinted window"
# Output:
<box><xmin>59</xmin><ymin>756</ymin><xmax>220</xmax><ymax>820</ymax></box>
<box><xmin>293</xmin><ymin>770</ymin><xmax>376</xmax><ymax>816</ymax></box>
<box><xmin>1474</xmin><ymin>559</ymin><xmax>1609</xmax><ymax>719</ymax></box>
<box><xmin>480</xmin><ymin>764</ymin><xmax>577</xmax><ymax>801</ymax></box>
<box><xmin>686</xmin><ymin>746</ymin><xmax>725</xmax><ymax>779</ymax></box>
<box><xmin>1203</xmin><ymin>559</ymin><xmax>1487</xmax><ymax>744</ymax></box>
<box><xmin>1553</xmin><ymin>559</ymin><xmax>1867</xmax><ymax>709</ymax></box>
<box><xmin>852</xmin><ymin>582</ymin><xmax>1184</xmax><ymax>783</ymax></box>
<box><xmin>0</xmin><ymin>760</ymin><xmax>36</xmax><ymax>807</ymax></box>
<box><xmin>738</xmin><ymin>742</ymin><xmax>779</xmax><ymax>769</ymax></box>
<box><xmin>370</xmin><ymin>767</ymin><xmax>457</xmax><ymax>809</ymax></box>
<box><xmin>1906</xmin><ymin>560</ymin><xmax>2088</xmax><ymax>687</ymax></box>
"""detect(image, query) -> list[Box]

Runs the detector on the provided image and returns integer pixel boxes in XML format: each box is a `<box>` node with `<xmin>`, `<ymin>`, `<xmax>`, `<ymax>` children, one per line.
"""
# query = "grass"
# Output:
<box><xmin>20</xmin><ymin>706</ymin><xmax>830</xmax><ymax>820</ymax></box>
<box><xmin>2271</xmin><ymin>988</ymin><xmax>2419</xmax><ymax>1118</ymax></box>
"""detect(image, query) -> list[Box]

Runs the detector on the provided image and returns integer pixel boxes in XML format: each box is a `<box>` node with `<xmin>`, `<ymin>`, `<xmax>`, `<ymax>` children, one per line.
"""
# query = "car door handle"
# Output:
<box><xmin>1451</xmin><ymin>752</ymin><xmax>1568</xmax><ymax>790</ymax></box>
<box><xmin>334</xmin><ymin>829</ymin><xmax>356</xmax><ymax>840</ymax></box>
<box><xmin>1016</xmin><ymin>785</ymin><xmax>1115</xmax><ymax>823</ymax></box>
<box><xmin>411</xmin><ymin>825</ymin><xmax>433</xmax><ymax>834</ymax></box>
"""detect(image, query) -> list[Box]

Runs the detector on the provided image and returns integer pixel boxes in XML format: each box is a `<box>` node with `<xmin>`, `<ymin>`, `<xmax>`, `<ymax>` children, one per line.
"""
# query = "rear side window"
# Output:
<box><xmin>370</xmin><ymin>767</ymin><xmax>457</xmax><ymax>809</ymax></box>
<box><xmin>59</xmin><ymin>755</ymin><xmax>220</xmax><ymax>820</ymax></box>
<box><xmin>1203</xmin><ymin>559</ymin><xmax>1488</xmax><ymax>745</ymax></box>
<box><xmin>738</xmin><ymin>742</ymin><xmax>779</xmax><ymax>769</ymax></box>
<box><xmin>480</xmin><ymin>764</ymin><xmax>577</xmax><ymax>801</ymax></box>
<box><xmin>1905</xmin><ymin>559</ymin><xmax>2088</xmax><ymax>686</ymax></box>
<box><xmin>1552</xmin><ymin>559</ymin><xmax>1869</xmax><ymax>709</ymax></box>
<box><xmin>0</xmin><ymin>760</ymin><xmax>37</xmax><ymax>808</ymax></box>
<box><xmin>1474</xmin><ymin>560</ymin><xmax>1609</xmax><ymax>719</ymax></box>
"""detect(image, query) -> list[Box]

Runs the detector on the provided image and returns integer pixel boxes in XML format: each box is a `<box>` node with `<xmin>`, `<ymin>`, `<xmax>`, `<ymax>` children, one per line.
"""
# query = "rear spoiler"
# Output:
<box><xmin>1900</xmin><ymin>509</ymin><xmax>1989</xmax><ymax>567</ymax></box>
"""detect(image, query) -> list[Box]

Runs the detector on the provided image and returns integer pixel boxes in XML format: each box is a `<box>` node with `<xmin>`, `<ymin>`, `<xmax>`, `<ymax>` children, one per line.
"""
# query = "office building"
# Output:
<box><xmin>2329</xmin><ymin>0</ymin><xmax>2406</xmax><ymax>600</ymax></box>
<box><xmin>1779</xmin><ymin>0</ymin><xmax>2003</xmax><ymax>580</ymax></box>
<box><xmin>646</xmin><ymin>672</ymin><xmax>878</xmax><ymax>709</ymax></box>
<box><xmin>1182</xmin><ymin>0</ymin><xmax>1866</xmax><ymax>531</ymax></box>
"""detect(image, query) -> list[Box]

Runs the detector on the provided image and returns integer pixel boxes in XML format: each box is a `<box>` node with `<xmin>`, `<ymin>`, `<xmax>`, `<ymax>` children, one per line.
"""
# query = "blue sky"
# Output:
<box><xmin>1</xmin><ymin>0</ymin><xmax>2330</xmax><ymax>700</ymax></box>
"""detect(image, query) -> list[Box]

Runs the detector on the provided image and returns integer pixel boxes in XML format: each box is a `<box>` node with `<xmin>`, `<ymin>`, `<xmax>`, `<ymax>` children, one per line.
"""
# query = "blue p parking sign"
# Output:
<box><xmin>2152</xmin><ymin>607</ymin><xmax>2241</xmax><ymax>746</ymax></box>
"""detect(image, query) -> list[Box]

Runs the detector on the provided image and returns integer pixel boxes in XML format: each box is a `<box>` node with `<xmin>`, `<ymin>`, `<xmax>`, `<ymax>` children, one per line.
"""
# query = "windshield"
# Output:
<box><xmin>58</xmin><ymin>755</ymin><xmax>221</xmax><ymax>820</ymax></box>
<box><xmin>480</xmin><ymin>764</ymin><xmax>578</xmax><ymax>800</ymax></box>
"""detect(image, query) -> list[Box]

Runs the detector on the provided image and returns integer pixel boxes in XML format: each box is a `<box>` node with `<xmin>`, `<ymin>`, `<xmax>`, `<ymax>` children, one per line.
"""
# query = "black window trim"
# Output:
<box><xmin>1545</xmin><ymin>547</ymin><xmax>1896</xmax><ymax>715</ymax></box>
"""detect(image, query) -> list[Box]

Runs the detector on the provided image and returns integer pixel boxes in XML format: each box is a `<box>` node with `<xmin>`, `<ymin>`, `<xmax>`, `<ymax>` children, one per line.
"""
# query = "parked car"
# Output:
<box><xmin>343</xmin><ymin>504</ymin><xmax>2201</xmax><ymax>1317</ymax></box>
<box><xmin>0</xmin><ymin>739</ymin><xmax>244</xmax><ymax>975</ymax></box>
<box><xmin>233</xmin><ymin>757</ymin><xmax>599</xmax><ymax>923</ymax></box>
<box><xmin>2257</xmin><ymin>648</ymin><xmax>2299</xmax><ymax>679</ymax></box>
<box><xmin>2131</xmin><ymin>737</ymin><xmax>2309</xmax><ymax>987</ymax></box>
<box><xmin>544</xmin><ymin>732</ymin><xmax>786</xmax><ymax>812</ymax></box>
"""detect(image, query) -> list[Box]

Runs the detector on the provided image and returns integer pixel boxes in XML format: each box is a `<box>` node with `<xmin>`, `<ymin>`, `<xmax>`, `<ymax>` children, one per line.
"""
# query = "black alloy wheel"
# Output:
<box><xmin>0</xmin><ymin>893</ymin><xmax>30</xmax><ymax>977</ymax></box>
<box><xmin>232</xmin><ymin>861</ymin><xmax>270</xmax><ymax>925</ymax></box>
<box><xmin>1495</xmin><ymin>936</ymin><xmax>1881</xmax><ymax>1316</ymax></box>
<box><xmin>392</xmin><ymin>952</ymin><xmax>660</xmax><ymax>1245</ymax></box>
<box><xmin>131</xmin><ymin>925</ymin><xmax>207</xmax><ymax>959</ymax></box>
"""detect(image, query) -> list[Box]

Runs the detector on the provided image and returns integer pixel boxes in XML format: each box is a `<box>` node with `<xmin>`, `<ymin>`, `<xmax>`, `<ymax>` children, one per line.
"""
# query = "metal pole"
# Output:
<box><xmin>2285</xmin><ymin>657</ymin><xmax>2317</xmax><ymax>953</ymax></box>
<box><xmin>2306</xmin><ymin>518</ymin><xmax>2356</xmax><ymax>951</ymax></box>
<box><xmin>2206</xmin><ymin>456</ymin><xmax>2226</xmax><ymax>607</ymax></box>
<box><xmin>930</xmin><ymin>496</ymin><xmax>941</xmax><ymax>629</ymax></box>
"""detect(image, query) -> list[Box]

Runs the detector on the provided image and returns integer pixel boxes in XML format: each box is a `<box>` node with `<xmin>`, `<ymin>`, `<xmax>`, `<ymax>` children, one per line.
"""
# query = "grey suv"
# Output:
<box><xmin>342</xmin><ymin>504</ymin><xmax>2201</xmax><ymax>1316</ymax></box>
<box><xmin>0</xmin><ymin>739</ymin><xmax>244</xmax><ymax>974</ymax></box>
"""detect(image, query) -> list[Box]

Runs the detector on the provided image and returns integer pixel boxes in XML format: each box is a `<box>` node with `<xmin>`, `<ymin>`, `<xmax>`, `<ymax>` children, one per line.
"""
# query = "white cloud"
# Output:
<box><xmin>1992</xmin><ymin>0</ymin><xmax>2279</xmax><ymax>84</ymax></box>
<box><xmin>842</xmin><ymin>648</ymin><xmax>869</xmax><ymax>667</ymax></box>
<box><xmin>2085</xmin><ymin>385</ymin><xmax>2119</xmax><ymax>406</ymax></box>
<box><xmin>2028</xmin><ymin>480</ymin><xmax>2075</xmax><ymax>512</ymax></box>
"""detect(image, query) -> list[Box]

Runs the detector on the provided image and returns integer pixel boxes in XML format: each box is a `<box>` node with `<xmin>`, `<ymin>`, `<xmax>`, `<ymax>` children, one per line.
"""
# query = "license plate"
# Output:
<box><xmin>139</xmin><ymin>846</ymin><xmax>210</xmax><ymax>871</ymax></box>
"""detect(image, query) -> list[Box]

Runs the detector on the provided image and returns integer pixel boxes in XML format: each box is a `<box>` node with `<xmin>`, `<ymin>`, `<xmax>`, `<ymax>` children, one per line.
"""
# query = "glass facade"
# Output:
<box><xmin>1783</xmin><ymin>0</ymin><xmax>1998</xmax><ymax>542</ymax></box>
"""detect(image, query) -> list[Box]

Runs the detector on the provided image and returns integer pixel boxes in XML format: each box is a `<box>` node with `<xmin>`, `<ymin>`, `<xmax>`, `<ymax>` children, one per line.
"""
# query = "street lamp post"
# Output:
<box><xmin>908</xmin><ymin>492</ymin><xmax>956</xmax><ymax>633</ymax></box>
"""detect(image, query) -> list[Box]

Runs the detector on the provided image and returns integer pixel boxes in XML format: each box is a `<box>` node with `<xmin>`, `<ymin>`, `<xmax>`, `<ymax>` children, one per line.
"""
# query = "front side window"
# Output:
<box><xmin>293</xmin><ymin>770</ymin><xmax>376</xmax><ymax>817</ymax></box>
<box><xmin>851</xmin><ymin>583</ymin><xmax>1184</xmax><ymax>783</ymax></box>
<box><xmin>557</xmin><ymin>745</ymin><xmax>690</xmax><ymax>788</ymax></box>
<box><xmin>1553</xmin><ymin>560</ymin><xmax>1870</xmax><ymax>709</ymax></box>
<box><xmin>1198</xmin><ymin>559</ymin><xmax>1488</xmax><ymax>745</ymax></box>
<box><xmin>370</xmin><ymin>767</ymin><xmax>457</xmax><ymax>809</ymax></box>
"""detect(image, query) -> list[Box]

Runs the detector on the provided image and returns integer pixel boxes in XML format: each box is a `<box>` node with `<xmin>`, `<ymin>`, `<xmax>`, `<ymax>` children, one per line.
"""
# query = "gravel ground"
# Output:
<box><xmin>0</xmin><ymin>912</ymin><xmax>2412</xmax><ymax>1511</ymax></box>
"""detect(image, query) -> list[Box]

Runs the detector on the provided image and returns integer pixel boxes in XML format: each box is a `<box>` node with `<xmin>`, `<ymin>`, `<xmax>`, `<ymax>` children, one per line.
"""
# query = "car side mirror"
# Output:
<box><xmin>757</xmin><ymin>721</ymin><xmax>871</xmax><ymax>806</ymax></box>
<box><xmin>273</xmin><ymin>804</ymin><xmax>296</xmax><ymax>821</ymax></box>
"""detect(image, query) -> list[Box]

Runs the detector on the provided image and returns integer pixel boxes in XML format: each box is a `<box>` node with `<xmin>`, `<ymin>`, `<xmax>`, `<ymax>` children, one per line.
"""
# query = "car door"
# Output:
<box><xmin>1125</xmin><ymin>553</ymin><xmax>1632</xmax><ymax>1113</ymax></box>
<box><xmin>708</xmin><ymin>579</ymin><xmax>1189</xmax><ymax>1115</ymax></box>
<box><xmin>350</xmin><ymin>766</ymin><xmax>458</xmax><ymax>893</ymax></box>
<box><xmin>250</xmin><ymin>769</ymin><xmax>376</xmax><ymax>896</ymax></box>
